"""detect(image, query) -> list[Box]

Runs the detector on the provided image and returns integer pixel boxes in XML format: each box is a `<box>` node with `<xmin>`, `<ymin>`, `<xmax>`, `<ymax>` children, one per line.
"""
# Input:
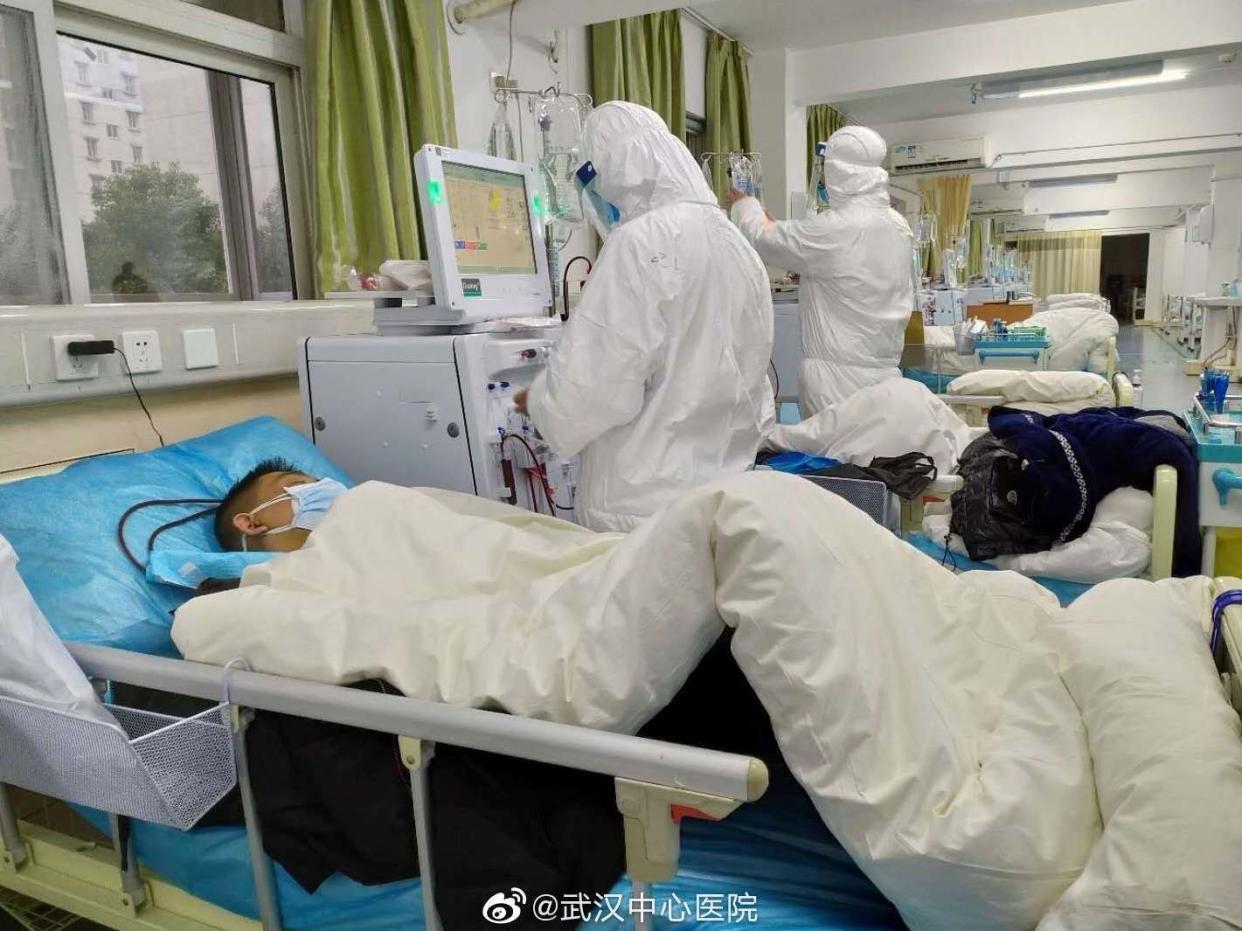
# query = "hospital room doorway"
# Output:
<box><xmin>1099</xmin><ymin>233</ymin><xmax>1150</xmax><ymax>323</ymax></box>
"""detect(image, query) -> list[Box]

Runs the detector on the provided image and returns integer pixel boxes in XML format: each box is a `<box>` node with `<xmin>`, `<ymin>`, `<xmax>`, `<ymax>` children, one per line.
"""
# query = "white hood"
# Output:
<box><xmin>582</xmin><ymin>101</ymin><xmax>717</xmax><ymax>221</ymax></box>
<box><xmin>824</xmin><ymin>125</ymin><xmax>893</xmax><ymax>210</ymax></box>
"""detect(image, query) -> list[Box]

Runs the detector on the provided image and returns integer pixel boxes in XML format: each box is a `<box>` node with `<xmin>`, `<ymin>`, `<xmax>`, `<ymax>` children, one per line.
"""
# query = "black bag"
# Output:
<box><xmin>949</xmin><ymin>435</ymin><xmax>1057</xmax><ymax>560</ymax></box>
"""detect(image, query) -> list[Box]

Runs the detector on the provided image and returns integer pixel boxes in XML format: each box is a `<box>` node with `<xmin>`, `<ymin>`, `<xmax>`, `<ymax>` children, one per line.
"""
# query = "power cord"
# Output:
<box><xmin>66</xmin><ymin>339</ymin><xmax>165</xmax><ymax>447</ymax></box>
<box><xmin>114</xmin><ymin>347</ymin><xmax>165</xmax><ymax>447</ymax></box>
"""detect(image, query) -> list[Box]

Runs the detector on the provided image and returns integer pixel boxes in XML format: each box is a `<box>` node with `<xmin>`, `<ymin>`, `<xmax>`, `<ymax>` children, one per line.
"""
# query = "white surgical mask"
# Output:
<box><xmin>242</xmin><ymin>478</ymin><xmax>348</xmax><ymax>550</ymax></box>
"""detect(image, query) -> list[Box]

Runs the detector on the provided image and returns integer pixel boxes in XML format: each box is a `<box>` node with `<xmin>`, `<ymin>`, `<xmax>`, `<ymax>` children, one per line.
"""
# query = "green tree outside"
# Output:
<box><xmin>83</xmin><ymin>163</ymin><xmax>228</xmax><ymax>297</ymax></box>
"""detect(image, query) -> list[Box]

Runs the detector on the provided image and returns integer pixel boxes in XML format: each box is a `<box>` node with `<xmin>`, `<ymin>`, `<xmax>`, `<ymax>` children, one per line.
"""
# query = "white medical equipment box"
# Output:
<box><xmin>298</xmin><ymin>332</ymin><xmax>576</xmax><ymax>518</ymax></box>
<box><xmin>772</xmin><ymin>290</ymin><xmax>801</xmax><ymax>404</ymax></box>
<box><xmin>921</xmin><ymin>288</ymin><xmax>966</xmax><ymax>327</ymax></box>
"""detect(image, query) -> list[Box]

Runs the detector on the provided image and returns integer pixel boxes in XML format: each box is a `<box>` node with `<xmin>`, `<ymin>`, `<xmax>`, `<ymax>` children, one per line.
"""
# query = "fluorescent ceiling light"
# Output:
<box><xmin>1049</xmin><ymin>210</ymin><xmax>1111</xmax><ymax>219</ymax></box>
<box><xmin>1018</xmin><ymin>70</ymin><xmax>1187</xmax><ymax>98</ymax></box>
<box><xmin>1027</xmin><ymin>174</ymin><xmax>1119</xmax><ymax>188</ymax></box>
<box><xmin>979</xmin><ymin>60</ymin><xmax>1187</xmax><ymax>100</ymax></box>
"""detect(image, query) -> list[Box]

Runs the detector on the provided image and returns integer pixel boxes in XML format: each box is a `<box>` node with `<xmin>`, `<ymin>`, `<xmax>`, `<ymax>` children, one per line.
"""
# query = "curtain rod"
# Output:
<box><xmin>680</xmin><ymin>7</ymin><xmax>754</xmax><ymax>57</ymax></box>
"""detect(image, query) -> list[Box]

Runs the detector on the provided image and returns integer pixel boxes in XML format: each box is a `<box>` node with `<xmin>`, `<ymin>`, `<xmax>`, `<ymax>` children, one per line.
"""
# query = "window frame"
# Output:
<box><xmin>8</xmin><ymin>0</ymin><xmax>309</xmax><ymax>304</ymax></box>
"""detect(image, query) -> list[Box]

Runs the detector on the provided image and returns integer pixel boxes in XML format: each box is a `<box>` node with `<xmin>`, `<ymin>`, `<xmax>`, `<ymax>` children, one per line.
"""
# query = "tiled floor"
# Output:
<box><xmin>1114</xmin><ymin>323</ymin><xmax>1199</xmax><ymax>413</ymax></box>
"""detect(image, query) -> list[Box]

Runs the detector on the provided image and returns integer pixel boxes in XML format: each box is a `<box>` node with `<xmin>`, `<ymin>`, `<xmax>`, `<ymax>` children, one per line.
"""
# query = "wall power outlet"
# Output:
<box><xmin>121</xmin><ymin>330</ymin><xmax>162</xmax><ymax>374</ymax></box>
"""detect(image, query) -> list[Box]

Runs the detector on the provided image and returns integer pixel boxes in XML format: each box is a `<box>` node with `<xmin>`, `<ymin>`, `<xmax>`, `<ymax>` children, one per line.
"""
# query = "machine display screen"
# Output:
<box><xmin>442</xmin><ymin>162</ymin><xmax>537</xmax><ymax>276</ymax></box>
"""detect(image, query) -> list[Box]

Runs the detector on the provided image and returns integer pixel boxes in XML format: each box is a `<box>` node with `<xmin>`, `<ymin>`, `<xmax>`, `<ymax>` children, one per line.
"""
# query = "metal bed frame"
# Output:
<box><xmin>0</xmin><ymin>644</ymin><xmax>769</xmax><ymax>931</ymax></box>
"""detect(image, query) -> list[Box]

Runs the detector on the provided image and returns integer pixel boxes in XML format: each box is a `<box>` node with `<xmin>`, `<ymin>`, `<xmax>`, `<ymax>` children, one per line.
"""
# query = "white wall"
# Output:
<box><xmin>446</xmin><ymin>14</ymin><xmax>596</xmax><ymax>270</ymax></box>
<box><xmin>1162</xmin><ymin>225</ymin><xmax>1185</xmax><ymax>307</ymax></box>
<box><xmin>682</xmin><ymin>14</ymin><xmax>707</xmax><ymax>120</ymax></box>
<box><xmin>1144</xmin><ymin>229</ymin><xmax>1165</xmax><ymax>321</ymax></box>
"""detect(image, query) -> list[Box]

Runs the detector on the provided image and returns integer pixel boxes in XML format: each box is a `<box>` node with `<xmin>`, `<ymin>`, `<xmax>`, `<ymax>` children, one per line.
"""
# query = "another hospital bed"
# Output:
<box><xmin>0</xmin><ymin>417</ymin><xmax>905</xmax><ymax>931</ymax></box>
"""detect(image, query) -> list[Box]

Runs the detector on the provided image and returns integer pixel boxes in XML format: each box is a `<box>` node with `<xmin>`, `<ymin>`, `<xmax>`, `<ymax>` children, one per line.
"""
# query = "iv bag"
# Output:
<box><xmin>487</xmin><ymin>99</ymin><xmax>516</xmax><ymax>161</ymax></box>
<box><xmin>537</xmin><ymin>94</ymin><xmax>589</xmax><ymax>225</ymax></box>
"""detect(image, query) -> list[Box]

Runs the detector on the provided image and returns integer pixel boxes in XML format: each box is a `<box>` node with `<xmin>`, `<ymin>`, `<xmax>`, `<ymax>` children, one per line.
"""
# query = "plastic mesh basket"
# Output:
<box><xmin>0</xmin><ymin>698</ymin><xmax>234</xmax><ymax>831</ymax></box>
<box><xmin>801</xmin><ymin>475</ymin><xmax>896</xmax><ymax>531</ymax></box>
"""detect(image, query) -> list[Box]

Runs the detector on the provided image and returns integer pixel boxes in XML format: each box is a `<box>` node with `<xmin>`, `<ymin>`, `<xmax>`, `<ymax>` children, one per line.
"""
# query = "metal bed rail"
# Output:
<box><xmin>0</xmin><ymin>644</ymin><xmax>769</xmax><ymax>931</ymax></box>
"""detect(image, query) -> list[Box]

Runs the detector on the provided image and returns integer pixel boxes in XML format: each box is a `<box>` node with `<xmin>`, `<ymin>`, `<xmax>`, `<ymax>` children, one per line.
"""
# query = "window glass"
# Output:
<box><xmin>61</xmin><ymin>36</ymin><xmax>231</xmax><ymax>300</ymax></box>
<box><xmin>241</xmin><ymin>77</ymin><xmax>291</xmax><ymax>297</ymax></box>
<box><xmin>0</xmin><ymin>6</ymin><xmax>67</xmax><ymax>303</ymax></box>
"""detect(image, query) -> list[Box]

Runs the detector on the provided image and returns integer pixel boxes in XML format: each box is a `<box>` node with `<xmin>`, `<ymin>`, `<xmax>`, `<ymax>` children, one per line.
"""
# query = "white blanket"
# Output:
<box><xmin>172</xmin><ymin>477</ymin><xmax>1242</xmax><ymax>930</ymax></box>
<box><xmin>924</xmin><ymin>305</ymin><xmax>1117</xmax><ymax>377</ymax></box>
<box><xmin>923</xmin><ymin>487</ymin><xmax>1154</xmax><ymax>583</ymax></box>
<box><xmin>767</xmin><ymin>378</ymin><xmax>978</xmax><ymax>474</ymax></box>
<box><xmin>947</xmin><ymin>369</ymin><xmax>1116</xmax><ymax>416</ymax></box>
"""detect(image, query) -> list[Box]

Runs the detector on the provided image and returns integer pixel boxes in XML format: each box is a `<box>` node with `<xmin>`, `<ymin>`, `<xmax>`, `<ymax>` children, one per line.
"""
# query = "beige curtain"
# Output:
<box><xmin>1014</xmin><ymin>231</ymin><xmax>1103</xmax><ymax>298</ymax></box>
<box><xmin>918</xmin><ymin>175</ymin><xmax>972</xmax><ymax>277</ymax></box>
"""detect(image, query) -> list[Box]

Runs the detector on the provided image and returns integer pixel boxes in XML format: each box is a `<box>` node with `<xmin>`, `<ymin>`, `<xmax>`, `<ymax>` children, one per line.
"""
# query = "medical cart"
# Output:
<box><xmin>1189</xmin><ymin>393</ymin><xmax>1242</xmax><ymax>574</ymax></box>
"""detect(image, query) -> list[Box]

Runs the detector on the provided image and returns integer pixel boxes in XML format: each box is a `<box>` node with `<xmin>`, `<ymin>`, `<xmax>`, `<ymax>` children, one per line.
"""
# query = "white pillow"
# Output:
<box><xmin>1038</xmin><ymin>578</ymin><xmax>1242</xmax><ymax>930</ymax></box>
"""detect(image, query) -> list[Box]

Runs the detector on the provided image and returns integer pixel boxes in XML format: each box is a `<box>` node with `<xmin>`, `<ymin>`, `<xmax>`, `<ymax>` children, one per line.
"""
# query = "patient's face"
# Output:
<box><xmin>235</xmin><ymin>470</ymin><xmax>317</xmax><ymax>552</ymax></box>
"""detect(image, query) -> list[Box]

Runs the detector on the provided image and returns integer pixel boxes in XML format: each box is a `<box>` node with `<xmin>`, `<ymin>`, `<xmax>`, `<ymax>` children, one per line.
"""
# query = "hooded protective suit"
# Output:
<box><xmin>526</xmin><ymin>102</ymin><xmax>774</xmax><ymax>533</ymax></box>
<box><xmin>732</xmin><ymin>126</ymin><xmax>913</xmax><ymax>417</ymax></box>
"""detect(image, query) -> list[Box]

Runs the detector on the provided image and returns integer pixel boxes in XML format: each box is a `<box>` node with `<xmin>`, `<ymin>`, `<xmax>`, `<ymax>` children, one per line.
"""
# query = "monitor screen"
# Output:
<box><xmin>442</xmin><ymin>161</ymin><xmax>537</xmax><ymax>276</ymax></box>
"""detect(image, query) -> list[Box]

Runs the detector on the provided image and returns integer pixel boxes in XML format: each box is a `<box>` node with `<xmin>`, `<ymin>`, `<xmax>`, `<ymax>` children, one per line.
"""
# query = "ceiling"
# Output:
<box><xmin>840</xmin><ymin>46</ymin><xmax>1242</xmax><ymax>125</ymax></box>
<box><xmin>688</xmin><ymin>0</ymin><xmax>1126</xmax><ymax>51</ymax></box>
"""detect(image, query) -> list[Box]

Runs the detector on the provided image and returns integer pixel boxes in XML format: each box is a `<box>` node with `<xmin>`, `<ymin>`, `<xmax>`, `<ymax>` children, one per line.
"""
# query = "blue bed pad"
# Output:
<box><xmin>900</xmin><ymin>368</ymin><xmax>956</xmax><ymax>394</ymax></box>
<box><xmin>85</xmin><ymin>760</ymin><xmax>903</xmax><ymax>931</ymax></box>
<box><xmin>0</xmin><ymin>416</ymin><xmax>352</xmax><ymax>656</ymax></box>
<box><xmin>905</xmin><ymin>532</ymin><xmax>1090</xmax><ymax>606</ymax></box>
<box><xmin>0</xmin><ymin>417</ymin><xmax>902</xmax><ymax>930</ymax></box>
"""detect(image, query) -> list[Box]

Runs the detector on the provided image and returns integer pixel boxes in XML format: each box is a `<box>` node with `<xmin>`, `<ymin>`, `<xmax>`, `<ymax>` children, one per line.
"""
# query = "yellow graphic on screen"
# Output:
<box><xmin>443</xmin><ymin>162</ymin><xmax>537</xmax><ymax>276</ymax></box>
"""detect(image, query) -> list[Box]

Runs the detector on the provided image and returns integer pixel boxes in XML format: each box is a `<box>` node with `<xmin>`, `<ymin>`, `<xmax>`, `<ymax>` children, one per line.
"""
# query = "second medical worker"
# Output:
<box><xmin>731</xmin><ymin>126</ymin><xmax>913</xmax><ymax>417</ymax></box>
<box><xmin>517</xmin><ymin>101</ymin><xmax>774</xmax><ymax>533</ymax></box>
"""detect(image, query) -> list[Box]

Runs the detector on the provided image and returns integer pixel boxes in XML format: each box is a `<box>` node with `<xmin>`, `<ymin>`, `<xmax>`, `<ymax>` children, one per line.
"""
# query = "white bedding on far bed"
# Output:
<box><xmin>173</xmin><ymin>475</ymin><xmax>1242</xmax><ymax>931</ymax></box>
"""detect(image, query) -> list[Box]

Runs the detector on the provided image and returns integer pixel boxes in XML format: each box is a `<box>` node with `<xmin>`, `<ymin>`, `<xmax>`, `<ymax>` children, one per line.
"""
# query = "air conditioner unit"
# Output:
<box><xmin>890</xmin><ymin>137</ymin><xmax>989</xmax><ymax>176</ymax></box>
<box><xmin>1004</xmin><ymin>215</ymin><xmax>1048</xmax><ymax>233</ymax></box>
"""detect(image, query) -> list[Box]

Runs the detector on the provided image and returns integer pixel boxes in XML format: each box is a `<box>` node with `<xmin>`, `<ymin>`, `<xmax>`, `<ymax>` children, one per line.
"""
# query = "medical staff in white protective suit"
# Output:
<box><xmin>731</xmin><ymin>126</ymin><xmax>913</xmax><ymax>417</ymax></box>
<box><xmin>516</xmin><ymin>102</ymin><xmax>774</xmax><ymax>533</ymax></box>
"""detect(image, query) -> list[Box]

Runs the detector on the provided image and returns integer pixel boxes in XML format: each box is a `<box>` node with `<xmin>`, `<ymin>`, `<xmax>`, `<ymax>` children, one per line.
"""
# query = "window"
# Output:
<box><xmin>80</xmin><ymin>100</ymin><xmax>94</xmax><ymax>123</ymax></box>
<box><xmin>123</xmin><ymin>73</ymin><xmax>135</xmax><ymax>95</ymax></box>
<box><xmin>75</xmin><ymin>61</ymin><xmax>88</xmax><ymax>84</ymax></box>
<box><xmin>106</xmin><ymin>123</ymin><xmax>118</xmax><ymax>138</ymax></box>
<box><xmin>90</xmin><ymin>174</ymin><xmax>105</xmax><ymax>193</ymax></box>
<box><xmin>0</xmin><ymin>6</ymin><xmax>67</xmax><ymax>304</ymax></box>
<box><xmin>96</xmin><ymin>48</ymin><xmax>109</xmax><ymax>64</ymax></box>
<box><xmin>242</xmin><ymin>78</ymin><xmax>292</xmax><ymax>297</ymax></box>
<box><xmin>58</xmin><ymin>36</ymin><xmax>295</xmax><ymax>302</ymax></box>
<box><xmin>183</xmin><ymin>0</ymin><xmax>285</xmax><ymax>30</ymax></box>
<box><xmin>101</xmin><ymin>87</ymin><xmax>114</xmax><ymax>99</ymax></box>
<box><xmin>84</xmin><ymin>136</ymin><xmax>98</xmax><ymax>159</ymax></box>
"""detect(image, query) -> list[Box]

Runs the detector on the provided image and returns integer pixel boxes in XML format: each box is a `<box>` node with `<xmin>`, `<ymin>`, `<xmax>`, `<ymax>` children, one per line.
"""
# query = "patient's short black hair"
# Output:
<box><xmin>214</xmin><ymin>457</ymin><xmax>300</xmax><ymax>551</ymax></box>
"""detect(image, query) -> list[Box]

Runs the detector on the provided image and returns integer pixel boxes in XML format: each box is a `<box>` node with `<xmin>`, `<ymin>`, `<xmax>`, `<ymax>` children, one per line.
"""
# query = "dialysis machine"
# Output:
<box><xmin>299</xmin><ymin>145</ymin><xmax>577</xmax><ymax>519</ymax></box>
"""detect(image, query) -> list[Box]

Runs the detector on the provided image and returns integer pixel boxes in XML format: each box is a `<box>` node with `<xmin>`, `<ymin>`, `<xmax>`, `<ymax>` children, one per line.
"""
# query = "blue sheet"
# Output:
<box><xmin>2</xmin><ymin>417</ymin><xmax>903</xmax><ymax>931</ymax></box>
<box><xmin>905</xmin><ymin>532</ymin><xmax>1090</xmax><ymax>607</ymax></box>
<box><xmin>900</xmin><ymin>368</ymin><xmax>955</xmax><ymax>394</ymax></box>
<box><xmin>85</xmin><ymin>761</ymin><xmax>903</xmax><ymax>931</ymax></box>
<box><xmin>0</xmin><ymin>417</ymin><xmax>351</xmax><ymax>655</ymax></box>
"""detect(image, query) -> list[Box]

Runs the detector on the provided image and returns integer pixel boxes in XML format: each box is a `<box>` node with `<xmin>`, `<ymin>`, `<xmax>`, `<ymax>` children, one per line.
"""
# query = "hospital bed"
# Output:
<box><xmin>0</xmin><ymin>417</ymin><xmax>905</xmax><ymax>931</ymax></box>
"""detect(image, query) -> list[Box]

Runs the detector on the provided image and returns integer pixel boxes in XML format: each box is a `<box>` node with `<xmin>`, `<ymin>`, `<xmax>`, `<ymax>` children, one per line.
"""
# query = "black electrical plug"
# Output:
<box><xmin>67</xmin><ymin>339</ymin><xmax>116</xmax><ymax>357</ymax></box>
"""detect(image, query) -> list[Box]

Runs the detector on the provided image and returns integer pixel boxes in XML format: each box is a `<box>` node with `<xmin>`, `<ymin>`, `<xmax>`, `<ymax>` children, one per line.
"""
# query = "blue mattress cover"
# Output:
<box><xmin>900</xmin><ymin>368</ymin><xmax>956</xmax><ymax>394</ymax></box>
<box><xmin>0</xmin><ymin>417</ymin><xmax>902</xmax><ymax>930</ymax></box>
<box><xmin>905</xmin><ymin>532</ymin><xmax>1090</xmax><ymax>606</ymax></box>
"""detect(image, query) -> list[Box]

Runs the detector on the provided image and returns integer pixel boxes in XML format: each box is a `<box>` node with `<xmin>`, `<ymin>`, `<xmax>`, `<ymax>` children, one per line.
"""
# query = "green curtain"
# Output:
<box><xmin>591</xmin><ymin>11</ymin><xmax>685</xmax><ymax>140</ymax></box>
<box><xmin>705</xmin><ymin>33</ymin><xmax>751</xmax><ymax>204</ymax></box>
<box><xmin>307</xmin><ymin>0</ymin><xmax>456</xmax><ymax>296</ymax></box>
<box><xmin>806</xmin><ymin>104</ymin><xmax>845</xmax><ymax>184</ymax></box>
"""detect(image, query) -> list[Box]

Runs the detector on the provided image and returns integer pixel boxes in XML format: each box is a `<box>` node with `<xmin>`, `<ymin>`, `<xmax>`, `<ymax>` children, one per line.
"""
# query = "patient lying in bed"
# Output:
<box><xmin>213</xmin><ymin>458</ymin><xmax>336</xmax><ymax>553</ymax></box>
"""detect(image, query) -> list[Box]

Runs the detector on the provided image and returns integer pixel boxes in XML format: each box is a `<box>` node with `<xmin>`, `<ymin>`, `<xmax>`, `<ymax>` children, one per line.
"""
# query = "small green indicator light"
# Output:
<box><xmin>532</xmin><ymin>194</ymin><xmax>545</xmax><ymax>217</ymax></box>
<box><xmin>428</xmin><ymin>179</ymin><xmax>444</xmax><ymax>204</ymax></box>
